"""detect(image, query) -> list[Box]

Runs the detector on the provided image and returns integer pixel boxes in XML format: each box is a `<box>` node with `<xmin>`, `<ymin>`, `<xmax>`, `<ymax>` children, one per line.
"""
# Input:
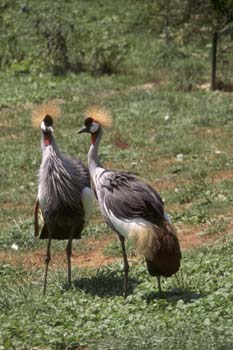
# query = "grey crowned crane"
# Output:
<box><xmin>77</xmin><ymin>107</ymin><xmax>181</xmax><ymax>298</ymax></box>
<box><xmin>32</xmin><ymin>102</ymin><xmax>93</xmax><ymax>294</ymax></box>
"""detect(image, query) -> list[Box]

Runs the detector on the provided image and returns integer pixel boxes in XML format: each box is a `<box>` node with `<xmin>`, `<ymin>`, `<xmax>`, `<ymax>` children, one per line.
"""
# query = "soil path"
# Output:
<box><xmin>0</xmin><ymin>223</ymin><xmax>230</xmax><ymax>270</ymax></box>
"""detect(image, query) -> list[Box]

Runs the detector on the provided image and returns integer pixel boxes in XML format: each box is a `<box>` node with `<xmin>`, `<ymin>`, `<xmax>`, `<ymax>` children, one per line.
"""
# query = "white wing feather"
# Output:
<box><xmin>81</xmin><ymin>187</ymin><xmax>94</xmax><ymax>225</ymax></box>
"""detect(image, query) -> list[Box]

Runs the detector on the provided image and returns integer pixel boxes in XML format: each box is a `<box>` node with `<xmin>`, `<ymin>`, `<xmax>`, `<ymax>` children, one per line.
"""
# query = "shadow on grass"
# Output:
<box><xmin>73</xmin><ymin>269</ymin><xmax>139</xmax><ymax>297</ymax></box>
<box><xmin>145</xmin><ymin>288</ymin><xmax>204</xmax><ymax>304</ymax></box>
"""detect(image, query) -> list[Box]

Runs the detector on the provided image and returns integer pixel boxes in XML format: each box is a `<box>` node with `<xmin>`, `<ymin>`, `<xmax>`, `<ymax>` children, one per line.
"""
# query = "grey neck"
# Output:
<box><xmin>41</xmin><ymin>133</ymin><xmax>60</xmax><ymax>157</ymax></box>
<box><xmin>88</xmin><ymin>127</ymin><xmax>103</xmax><ymax>175</ymax></box>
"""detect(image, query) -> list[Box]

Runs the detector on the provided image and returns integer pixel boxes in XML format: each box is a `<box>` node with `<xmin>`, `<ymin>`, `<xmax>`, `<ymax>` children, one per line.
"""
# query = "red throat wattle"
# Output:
<box><xmin>91</xmin><ymin>134</ymin><xmax>96</xmax><ymax>144</ymax></box>
<box><xmin>44</xmin><ymin>136</ymin><xmax>51</xmax><ymax>146</ymax></box>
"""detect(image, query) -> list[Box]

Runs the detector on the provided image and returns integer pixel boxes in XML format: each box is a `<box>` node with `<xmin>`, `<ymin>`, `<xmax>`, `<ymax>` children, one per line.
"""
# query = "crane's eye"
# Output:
<box><xmin>90</xmin><ymin>122</ymin><xmax>99</xmax><ymax>133</ymax></box>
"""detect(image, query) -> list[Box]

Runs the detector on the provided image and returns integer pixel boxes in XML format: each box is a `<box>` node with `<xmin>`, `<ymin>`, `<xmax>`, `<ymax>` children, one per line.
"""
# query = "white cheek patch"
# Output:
<box><xmin>90</xmin><ymin>122</ymin><xmax>99</xmax><ymax>133</ymax></box>
<box><xmin>41</xmin><ymin>121</ymin><xmax>46</xmax><ymax>131</ymax></box>
<box><xmin>40</xmin><ymin>121</ymin><xmax>53</xmax><ymax>133</ymax></box>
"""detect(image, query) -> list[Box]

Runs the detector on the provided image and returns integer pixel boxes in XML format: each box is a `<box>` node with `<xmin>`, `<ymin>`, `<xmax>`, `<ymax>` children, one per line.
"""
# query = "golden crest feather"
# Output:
<box><xmin>84</xmin><ymin>107</ymin><xmax>113</xmax><ymax>129</ymax></box>
<box><xmin>31</xmin><ymin>101</ymin><xmax>61</xmax><ymax>129</ymax></box>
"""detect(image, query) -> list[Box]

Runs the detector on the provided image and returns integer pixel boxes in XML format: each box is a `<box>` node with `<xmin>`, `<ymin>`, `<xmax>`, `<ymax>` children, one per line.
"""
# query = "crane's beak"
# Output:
<box><xmin>77</xmin><ymin>126</ymin><xmax>88</xmax><ymax>134</ymax></box>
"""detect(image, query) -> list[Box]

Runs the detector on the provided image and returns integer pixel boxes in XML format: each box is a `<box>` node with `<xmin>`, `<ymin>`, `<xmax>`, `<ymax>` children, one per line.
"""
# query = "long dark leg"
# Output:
<box><xmin>118</xmin><ymin>234</ymin><xmax>129</xmax><ymax>298</ymax></box>
<box><xmin>43</xmin><ymin>235</ymin><xmax>52</xmax><ymax>295</ymax></box>
<box><xmin>34</xmin><ymin>199</ymin><xmax>39</xmax><ymax>239</ymax></box>
<box><xmin>66</xmin><ymin>236</ymin><xmax>73</xmax><ymax>288</ymax></box>
<box><xmin>157</xmin><ymin>275</ymin><xmax>162</xmax><ymax>294</ymax></box>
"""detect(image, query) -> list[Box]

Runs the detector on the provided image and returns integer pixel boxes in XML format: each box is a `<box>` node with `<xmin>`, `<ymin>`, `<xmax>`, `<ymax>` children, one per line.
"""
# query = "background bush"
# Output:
<box><xmin>0</xmin><ymin>3</ymin><xmax>130</xmax><ymax>75</ymax></box>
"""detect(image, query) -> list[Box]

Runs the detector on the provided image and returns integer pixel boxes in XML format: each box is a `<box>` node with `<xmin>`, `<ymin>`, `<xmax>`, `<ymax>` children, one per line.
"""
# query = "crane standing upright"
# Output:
<box><xmin>77</xmin><ymin>107</ymin><xmax>181</xmax><ymax>298</ymax></box>
<box><xmin>33</xmin><ymin>102</ymin><xmax>93</xmax><ymax>294</ymax></box>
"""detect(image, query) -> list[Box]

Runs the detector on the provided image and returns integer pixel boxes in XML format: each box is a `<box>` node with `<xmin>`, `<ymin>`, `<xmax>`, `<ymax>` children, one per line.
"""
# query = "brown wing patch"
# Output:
<box><xmin>31</xmin><ymin>101</ymin><xmax>61</xmax><ymax>129</ymax></box>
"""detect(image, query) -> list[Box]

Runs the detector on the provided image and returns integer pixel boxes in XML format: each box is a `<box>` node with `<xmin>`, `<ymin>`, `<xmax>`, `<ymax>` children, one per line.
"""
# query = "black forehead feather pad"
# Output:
<box><xmin>43</xmin><ymin>115</ymin><xmax>53</xmax><ymax>127</ymax></box>
<box><xmin>84</xmin><ymin>117</ymin><xmax>94</xmax><ymax>127</ymax></box>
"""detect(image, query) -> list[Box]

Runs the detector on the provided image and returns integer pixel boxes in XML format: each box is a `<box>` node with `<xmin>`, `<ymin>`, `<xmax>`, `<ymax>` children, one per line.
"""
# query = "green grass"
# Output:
<box><xmin>2</xmin><ymin>86</ymin><xmax>233</xmax><ymax>244</ymax></box>
<box><xmin>0</xmin><ymin>237</ymin><xmax>233</xmax><ymax>350</ymax></box>
<box><xmin>1</xmin><ymin>0</ymin><xmax>233</xmax><ymax>349</ymax></box>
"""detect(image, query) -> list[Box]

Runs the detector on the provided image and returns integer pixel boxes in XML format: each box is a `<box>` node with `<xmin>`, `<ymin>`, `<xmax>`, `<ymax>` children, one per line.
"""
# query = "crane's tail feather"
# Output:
<box><xmin>128</xmin><ymin>223</ymin><xmax>160</xmax><ymax>261</ymax></box>
<box><xmin>128</xmin><ymin>221</ymin><xmax>181</xmax><ymax>277</ymax></box>
<box><xmin>148</xmin><ymin>222</ymin><xmax>181</xmax><ymax>277</ymax></box>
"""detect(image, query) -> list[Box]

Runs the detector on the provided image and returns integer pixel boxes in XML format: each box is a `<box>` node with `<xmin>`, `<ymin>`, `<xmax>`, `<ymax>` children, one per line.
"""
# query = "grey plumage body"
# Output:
<box><xmin>78</xmin><ymin>114</ymin><xmax>181</xmax><ymax>297</ymax></box>
<box><xmin>35</xmin><ymin>114</ymin><xmax>93</xmax><ymax>293</ymax></box>
<box><xmin>38</xmin><ymin>137</ymin><xmax>90</xmax><ymax>239</ymax></box>
<box><xmin>95</xmin><ymin>169</ymin><xmax>165</xmax><ymax>226</ymax></box>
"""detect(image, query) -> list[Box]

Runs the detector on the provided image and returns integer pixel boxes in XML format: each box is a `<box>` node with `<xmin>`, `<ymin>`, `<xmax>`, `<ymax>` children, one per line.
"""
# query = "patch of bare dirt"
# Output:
<box><xmin>197</xmin><ymin>83</ymin><xmax>211</xmax><ymax>91</ymax></box>
<box><xmin>177</xmin><ymin>224</ymin><xmax>210</xmax><ymax>250</ymax></box>
<box><xmin>0</xmin><ymin>236</ymin><xmax>118</xmax><ymax>271</ymax></box>
<box><xmin>197</xmin><ymin>82</ymin><xmax>233</xmax><ymax>93</ymax></box>
<box><xmin>197</xmin><ymin>126</ymin><xmax>225</xmax><ymax>137</ymax></box>
<box><xmin>210</xmin><ymin>170</ymin><xmax>233</xmax><ymax>183</ymax></box>
<box><xmin>178</xmin><ymin>220</ymin><xmax>233</xmax><ymax>250</ymax></box>
<box><xmin>151</xmin><ymin>179</ymin><xmax>176</xmax><ymax>192</ymax></box>
<box><xmin>114</xmin><ymin>138</ymin><xmax>130</xmax><ymax>149</ymax></box>
<box><xmin>0</xmin><ymin>222</ymin><xmax>231</xmax><ymax>271</ymax></box>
